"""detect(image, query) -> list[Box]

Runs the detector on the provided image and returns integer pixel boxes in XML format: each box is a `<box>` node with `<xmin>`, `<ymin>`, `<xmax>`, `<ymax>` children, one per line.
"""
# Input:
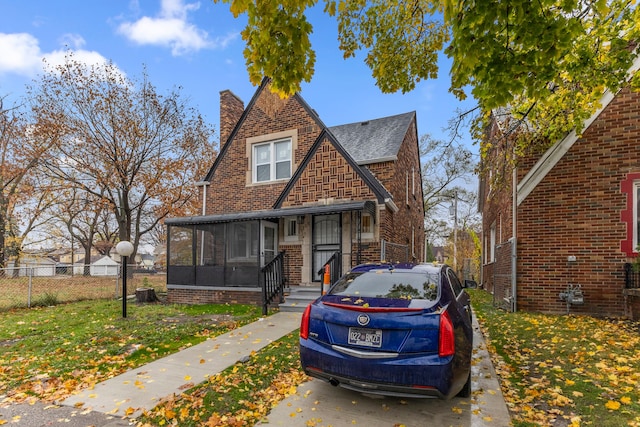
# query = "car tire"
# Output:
<box><xmin>457</xmin><ymin>372</ymin><xmax>472</xmax><ymax>398</ymax></box>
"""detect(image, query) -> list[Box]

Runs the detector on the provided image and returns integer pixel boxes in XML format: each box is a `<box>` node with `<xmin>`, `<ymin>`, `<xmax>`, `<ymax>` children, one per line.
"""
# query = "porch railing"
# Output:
<box><xmin>261</xmin><ymin>251</ymin><xmax>286</xmax><ymax>315</ymax></box>
<box><xmin>624</xmin><ymin>263</ymin><xmax>640</xmax><ymax>289</ymax></box>
<box><xmin>318</xmin><ymin>252</ymin><xmax>342</xmax><ymax>295</ymax></box>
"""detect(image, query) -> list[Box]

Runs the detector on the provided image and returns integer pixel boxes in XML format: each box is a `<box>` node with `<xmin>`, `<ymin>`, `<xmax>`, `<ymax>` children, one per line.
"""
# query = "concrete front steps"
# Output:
<box><xmin>279</xmin><ymin>286</ymin><xmax>322</xmax><ymax>313</ymax></box>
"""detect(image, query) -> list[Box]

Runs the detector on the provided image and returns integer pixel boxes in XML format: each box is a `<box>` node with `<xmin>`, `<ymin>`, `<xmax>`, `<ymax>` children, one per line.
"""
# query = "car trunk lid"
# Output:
<box><xmin>315</xmin><ymin>296</ymin><xmax>443</xmax><ymax>354</ymax></box>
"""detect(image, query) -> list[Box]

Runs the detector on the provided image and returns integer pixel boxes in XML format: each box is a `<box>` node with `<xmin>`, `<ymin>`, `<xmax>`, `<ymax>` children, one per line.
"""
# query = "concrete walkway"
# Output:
<box><xmin>0</xmin><ymin>311</ymin><xmax>511</xmax><ymax>426</ymax></box>
<box><xmin>60</xmin><ymin>312</ymin><xmax>302</xmax><ymax>418</ymax></box>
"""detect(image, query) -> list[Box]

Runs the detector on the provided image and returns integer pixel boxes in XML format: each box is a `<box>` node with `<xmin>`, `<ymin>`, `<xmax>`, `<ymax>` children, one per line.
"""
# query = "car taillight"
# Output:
<box><xmin>438</xmin><ymin>310</ymin><xmax>455</xmax><ymax>357</ymax></box>
<box><xmin>300</xmin><ymin>304</ymin><xmax>312</xmax><ymax>340</ymax></box>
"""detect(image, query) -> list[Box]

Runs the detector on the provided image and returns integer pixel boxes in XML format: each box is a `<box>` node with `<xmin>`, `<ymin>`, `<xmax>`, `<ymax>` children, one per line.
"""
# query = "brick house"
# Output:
<box><xmin>479</xmin><ymin>57</ymin><xmax>640</xmax><ymax>318</ymax></box>
<box><xmin>165</xmin><ymin>78</ymin><xmax>425</xmax><ymax>306</ymax></box>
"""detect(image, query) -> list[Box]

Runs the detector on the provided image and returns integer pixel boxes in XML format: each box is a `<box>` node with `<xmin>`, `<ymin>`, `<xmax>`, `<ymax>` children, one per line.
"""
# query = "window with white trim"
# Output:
<box><xmin>412</xmin><ymin>225</ymin><xmax>415</xmax><ymax>257</ymax></box>
<box><xmin>284</xmin><ymin>217</ymin><xmax>299</xmax><ymax>242</ymax></box>
<box><xmin>489</xmin><ymin>222</ymin><xmax>496</xmax><ymax>263</ymax></box>
<box><xmin>406</xmin><ymin>171</ymin><xmax>409</xmax><ymax>206</ymax></box>
<box><xmin>412</xmin><ymin>167</ymin><xmax>415</xmax><ymax>196</ymax></box>
<box><xmin>634</xmin><ymin>181</ymin><xmax>640</xmax><ymax>251</ymax></box>
<box><xmin>253</xmin><ymin>138</ymin><xmax>291</xmax><ymax>183</ymax></box>
<box><xmin>359</xmin><ymin>213</ymin><xmax>374</xmax><ymax>239</ymax></box>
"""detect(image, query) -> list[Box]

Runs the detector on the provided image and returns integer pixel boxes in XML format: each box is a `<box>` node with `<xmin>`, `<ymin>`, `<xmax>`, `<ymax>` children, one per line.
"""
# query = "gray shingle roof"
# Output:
<box><xmin>328</xmin><ymin>111</ymin><xmax>415</xmax><ymax>165</ymax></box>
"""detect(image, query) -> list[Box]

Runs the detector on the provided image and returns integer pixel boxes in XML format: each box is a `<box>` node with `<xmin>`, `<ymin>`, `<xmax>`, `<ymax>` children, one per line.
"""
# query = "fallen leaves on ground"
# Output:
<box><xmin>0</xmin><ymin>301</ymin><xmax>260</xmax><ymax>408</ymax></box>
<box><xmin>470</xmin><ymin>289</ymin><xmax>640</xmax><ymax>427</ymax></box>
<box><xmin>138</xmin><ymin>332</ymin><xmax>306</xmax><ymax>427</ymax></box>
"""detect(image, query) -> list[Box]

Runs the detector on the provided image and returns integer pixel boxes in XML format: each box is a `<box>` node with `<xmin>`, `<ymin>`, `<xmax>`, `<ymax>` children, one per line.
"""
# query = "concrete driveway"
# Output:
<box><xmin>258</xmin><ymin>317</ymin><xmax>511</xmax><ymax>427</ymax></box>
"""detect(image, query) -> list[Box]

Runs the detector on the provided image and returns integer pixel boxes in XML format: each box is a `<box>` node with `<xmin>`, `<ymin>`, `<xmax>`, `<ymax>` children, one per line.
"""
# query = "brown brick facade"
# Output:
<box><xmin>482</xmin><ymin>85</ymin><xmax>640</xmax><ymax>318</ymax></box>
<box><xmin>281</xmin><ymin>138</ymin><xmax>378</xmax><ymax>207</ymax></box>
<box><xmin>206</xmin><ymin>91</ymin><xmax>320</xmax><ymax>215</ymax></box>
<box><xmin>168</xmin><ymin>287</ymin><xmax>262</xmax><ymax>305</ymax></box>
<box><xmin>169</xmin><ymin>80</ymin><xmax>425</xmax><ymax>305</ymax></box>
<box><xmin>219</xmin><ymin>90</ymin><xmax>244</xmax><ymax>145</ymax></box>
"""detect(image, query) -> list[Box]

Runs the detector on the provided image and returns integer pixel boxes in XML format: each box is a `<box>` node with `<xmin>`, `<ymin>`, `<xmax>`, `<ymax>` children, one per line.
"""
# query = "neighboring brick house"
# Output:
<box><xmin>165</xmin><ymin>78</ymin><xmax>425</xmax><ymax>306</ymax></box>
<box><xmin>479</xmin><ymin>56</ymin><xmax>640</xmax><ymax>318</ymax></box>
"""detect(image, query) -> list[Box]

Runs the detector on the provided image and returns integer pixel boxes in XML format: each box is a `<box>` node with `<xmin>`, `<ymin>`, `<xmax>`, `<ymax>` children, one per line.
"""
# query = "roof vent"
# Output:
<box><xmin>361</xmin><ymin>121</ymin><xmax>369</xmax><ymax>126</ymax></box>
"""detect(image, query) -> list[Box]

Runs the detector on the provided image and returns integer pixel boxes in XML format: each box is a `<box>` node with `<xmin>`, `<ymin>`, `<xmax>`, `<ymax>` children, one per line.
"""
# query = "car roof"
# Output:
<box><xmin>348</xmin><ymin>262</ymin><xmax>444</xmax><ymax>275</ymax></box>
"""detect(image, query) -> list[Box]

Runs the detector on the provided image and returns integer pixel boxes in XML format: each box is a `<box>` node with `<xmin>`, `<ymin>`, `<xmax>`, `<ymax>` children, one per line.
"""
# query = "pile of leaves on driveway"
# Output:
<box><xmin>469</xmin><ymin>289</ymin><xmax>640</xmax><ymax>427</ymax></box>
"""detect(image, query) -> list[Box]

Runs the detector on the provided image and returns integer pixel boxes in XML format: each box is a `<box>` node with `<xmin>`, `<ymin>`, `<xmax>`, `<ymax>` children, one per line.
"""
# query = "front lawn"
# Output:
<box><xmin>0</xmin><ymin>299</ymin><xmax>262</xmax><ymax>404</ymax></box>
<box><xmin>469</xmin><ymin>289</ymin><xmax>640</xmax><ymax>427</ymax></box>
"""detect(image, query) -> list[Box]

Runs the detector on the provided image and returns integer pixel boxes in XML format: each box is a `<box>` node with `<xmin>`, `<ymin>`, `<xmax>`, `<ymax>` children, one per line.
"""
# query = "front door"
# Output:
<box><xmin>312</xmin><ymin>214</ymin><xmax>341</xmax><ymax>281</ymax></box>
<box><xmin>261</xmin><ymin>221</ymin><xmax>278</xmax><ymax>267</ymax></box>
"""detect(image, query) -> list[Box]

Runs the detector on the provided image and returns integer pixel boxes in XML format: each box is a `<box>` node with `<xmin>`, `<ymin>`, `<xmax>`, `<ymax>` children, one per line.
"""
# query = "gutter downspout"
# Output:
<box><xmin>195</xmin><ymin>181</ymin><xmax>209</xmax><ymax>215</ymax></box>
<box><xmin>195</xmin><ymin>181</ymin><xmax>209</xmax><ymax>265</ymax></box>
<box><xmin>512</xmin><ymin>166</ymin><xmax>517</xmax><ymax>312</ymax></box>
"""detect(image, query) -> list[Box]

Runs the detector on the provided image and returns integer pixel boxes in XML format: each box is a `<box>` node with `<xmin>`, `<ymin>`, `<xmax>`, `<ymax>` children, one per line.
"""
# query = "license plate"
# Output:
<box><xmin>348</xmin><ymin>327</ymin><xmax>382</xmax><ymax>348</ymax></box>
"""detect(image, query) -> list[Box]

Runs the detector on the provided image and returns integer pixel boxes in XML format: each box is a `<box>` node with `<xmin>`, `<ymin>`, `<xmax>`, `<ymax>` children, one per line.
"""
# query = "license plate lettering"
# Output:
<box><xmin>348</xmin><ymin>327</ymin><xmax>382</xmax><ymax>348</ymax></box>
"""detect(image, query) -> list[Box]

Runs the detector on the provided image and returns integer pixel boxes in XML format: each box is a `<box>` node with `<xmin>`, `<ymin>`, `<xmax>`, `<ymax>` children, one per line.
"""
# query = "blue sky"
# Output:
<box><xmin>0</xmin><ymin>0</ymin><xmax>477</xmax><ymax>149</ymax></box>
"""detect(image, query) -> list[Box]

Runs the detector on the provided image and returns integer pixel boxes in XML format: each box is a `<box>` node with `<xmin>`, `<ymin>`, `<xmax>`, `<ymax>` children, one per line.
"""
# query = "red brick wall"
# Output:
<box><xmin>367</xmin><ymin>119</ymin><xmax>425</xmax><ymax>262</ymax></box>
<box><xmin>281</xmin><ymin>138</ymin><xmax>378</xmax><ymax>206</ymax></box>
<box><xmin>480</xmin><ymin>170</ymin><xmax>514</xmax><ymax>293</ymax></box>
<box><xmin>168</xmin><ymin>287</ymin><xmax>262</xmax><ymax>306</ymax></box>
<box><xmin>219</xmin><ymin>90</ymin><xmax>244</xmax><ymax>145</ymax></box>
<box><xmin>484</xmin><ymin>85</ymin><xmax>640</xmax><ymax>318</ymax></box>
<box><xmin>206</xmin><ymin>88</ymin><xmax>321</xmax><ymax>215</ymax></box>
<box><xmin>185</xmin><ymin>85</ymin><xmax>426</xmax><ymax>306</ymax></box>
<box><xmin>280</xmin><ymin>243</ymin><xmax>302</xmax><ymax>285</ymax></box>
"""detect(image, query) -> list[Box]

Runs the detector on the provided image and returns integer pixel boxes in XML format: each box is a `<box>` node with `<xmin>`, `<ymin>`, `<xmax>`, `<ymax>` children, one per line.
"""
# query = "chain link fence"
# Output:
<box><xmin>0</xmin><ymin>265</ymin><xmax>166</xmax><ymax>311</ymax></box>
<box><xmin>381</xmin><ymin>240</ymin><xmax>410</xmax><ymax>263</ymax></box>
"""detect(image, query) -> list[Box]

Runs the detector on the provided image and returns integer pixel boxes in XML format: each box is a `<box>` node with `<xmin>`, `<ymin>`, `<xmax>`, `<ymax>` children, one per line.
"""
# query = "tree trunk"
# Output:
<box><xmin>135</xmin><ymin>287</ymin><xmax>158</xmax><ymax>303</ymax></box>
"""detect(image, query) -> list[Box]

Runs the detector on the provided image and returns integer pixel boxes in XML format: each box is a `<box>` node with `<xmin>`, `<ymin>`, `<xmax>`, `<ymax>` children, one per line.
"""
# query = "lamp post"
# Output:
<box><xmin>116</xmin><ymin>241</ymin><xmax>134</xmax><ymax>318</ymax></box>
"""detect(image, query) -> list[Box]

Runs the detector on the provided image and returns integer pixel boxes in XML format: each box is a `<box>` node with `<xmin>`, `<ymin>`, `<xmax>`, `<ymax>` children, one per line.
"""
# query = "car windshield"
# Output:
<box><xmin>330</xmin><ymin>270</ymin><xmax>440</xmax><ymax>301</ymax></box>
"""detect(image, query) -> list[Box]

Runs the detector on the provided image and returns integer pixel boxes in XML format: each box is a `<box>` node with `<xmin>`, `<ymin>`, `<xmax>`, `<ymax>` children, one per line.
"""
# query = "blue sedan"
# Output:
<box><xmin>299</xmin><ymin>263</ymin><xmax>473</xmax><ymax>399</ymax></box>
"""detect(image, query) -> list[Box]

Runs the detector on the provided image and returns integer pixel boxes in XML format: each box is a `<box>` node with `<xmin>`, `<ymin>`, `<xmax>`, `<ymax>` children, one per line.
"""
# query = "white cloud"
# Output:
<box><xmin>117</xmin><ymin>0</ymin><xmax>223</xmax><ymax>56</ymax></box>
<box><xmin>43</xmin><ymin>48</ymin><xmax>113</xmax><ymax>73</ymax></box>
<box><xmin>0</xmin><ymin>32</ymin><xmax>119</xmax><ymax>80</ymax></box>
<box><xmin>0</xmin><ymin>33</ymin><xmax>43</xmax><ymax>75</ymax></box>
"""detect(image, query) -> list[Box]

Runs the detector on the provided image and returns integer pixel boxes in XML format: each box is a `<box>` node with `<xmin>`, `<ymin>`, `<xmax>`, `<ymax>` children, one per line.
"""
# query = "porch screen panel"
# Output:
<box><xmin>226</xmin><ymin>221</ymin><xmax>260</xmax><ymax>287</ymax></box>
<box><xmin>228</xmin><ymin>222</ymin><xmax>259</xmax><ymax>260</ymax></box>
<box><xmin>195</xmin><ymin>224</ymin><xmax>225</xmax><ymax>286</ymax></box>
<box><xmin>169</xmin><ymin>225</ymin><xmax>193</xmax><ymax>266</ymax></box>
<box><xmin>168</xmin><ymin>224</ymin><xmax>195</xmax><ymax>285</ymax></box>
<box><xmin>195</xmin><ymin>224</ymin><xmax>222</xmax><ymax>266</ymax></box>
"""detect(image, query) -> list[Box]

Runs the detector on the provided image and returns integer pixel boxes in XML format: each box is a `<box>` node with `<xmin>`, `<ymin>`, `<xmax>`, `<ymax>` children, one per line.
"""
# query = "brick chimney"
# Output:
<box><xmin>219</xmin><ymin>90</ymin><xmax>244</xmax><ymax>146</ymax></box>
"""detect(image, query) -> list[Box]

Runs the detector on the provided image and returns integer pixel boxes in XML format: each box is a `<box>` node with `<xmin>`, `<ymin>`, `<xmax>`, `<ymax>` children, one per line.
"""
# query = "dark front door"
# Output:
<box><xmin>312</xmin><ymin>214</ymin><xmax>341</xmax><ymax>281</ymax></box>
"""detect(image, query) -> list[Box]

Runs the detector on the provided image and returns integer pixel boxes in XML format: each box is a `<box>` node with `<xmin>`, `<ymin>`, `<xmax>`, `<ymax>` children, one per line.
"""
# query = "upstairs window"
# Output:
<box><xmin>253</xmin><ymin>139</ymin><xmax>291</xmax><ymax>183</ymax></box>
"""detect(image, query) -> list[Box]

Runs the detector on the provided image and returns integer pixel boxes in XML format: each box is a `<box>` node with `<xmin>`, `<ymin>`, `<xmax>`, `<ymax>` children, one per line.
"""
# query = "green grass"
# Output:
<box><xmin>0</xmin><ymin>299</ymin><xmax>263</xmax><ymax>402</ymax></box>
<box><xmin>469</xmin><ymin>289</ymin><xmax>640</xmax><ymax>427</ymax></box>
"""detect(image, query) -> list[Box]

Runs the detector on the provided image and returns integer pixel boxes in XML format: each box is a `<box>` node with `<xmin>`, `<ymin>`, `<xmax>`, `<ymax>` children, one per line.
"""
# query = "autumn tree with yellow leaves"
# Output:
<box><xmin>29</xmin><ymin>53</ymin><xmax>217</xmax><ymax>260</ymax></box>
<box><xmin>0</xmin><ymin>96</ymin><xmax>57</xmax><ymax>269</ymax></box>
<box><xmin>218</xmin><ymin>0</ymin><xmax>639</xmax><ymax>153</ymax></box>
